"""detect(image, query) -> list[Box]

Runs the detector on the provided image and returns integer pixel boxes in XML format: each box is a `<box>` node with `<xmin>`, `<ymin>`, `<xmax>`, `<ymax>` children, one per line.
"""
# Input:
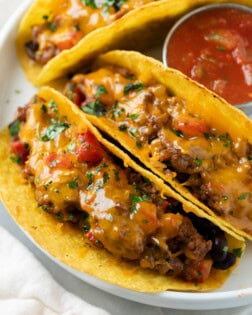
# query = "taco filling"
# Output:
<box><xmin>8</xmin><ymin>95</ymin><xmax>238</xmax><ymax>283</ymax></box>
<box><xmin>63</xmin><ymin>65</ymin><xmax>252</xmax><ymax>235</ymax></box>
<box><xmin>25</xmin><ymin>0</ymin><xmax>153</xmax><ymax>64</ymax></box>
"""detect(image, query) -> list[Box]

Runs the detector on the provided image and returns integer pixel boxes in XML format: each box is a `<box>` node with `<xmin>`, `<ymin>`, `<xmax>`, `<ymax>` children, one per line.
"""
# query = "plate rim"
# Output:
<box><xmin>0</xmin><ymin>0</ymin><xmax>252</xmax><ymax>310</ymax></box>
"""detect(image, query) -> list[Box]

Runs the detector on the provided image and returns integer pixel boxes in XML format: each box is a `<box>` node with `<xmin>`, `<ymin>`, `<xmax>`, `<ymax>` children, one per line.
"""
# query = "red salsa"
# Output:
<box><xmin>167</xmin><ymin>6</ymin><xmax>252</xmax><ymax>105</ymax></box>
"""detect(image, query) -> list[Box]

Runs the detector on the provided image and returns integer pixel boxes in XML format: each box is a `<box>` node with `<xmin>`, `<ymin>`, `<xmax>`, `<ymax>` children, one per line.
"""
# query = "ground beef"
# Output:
<box><xmin>16</xmin><ymin>104</ymin><xmax>30</xmax><ymax>122</ymax></box>
<box><xmin>177</xmin><ymin>217</ymin><xmax>212</xmax><ymax>262</ymax></box>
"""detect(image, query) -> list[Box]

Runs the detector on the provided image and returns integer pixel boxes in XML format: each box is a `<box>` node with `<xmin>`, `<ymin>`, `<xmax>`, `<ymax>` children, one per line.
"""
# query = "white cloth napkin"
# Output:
<box><xmin>0</xmin><ymin>226</ymin><xmax>110</xmax><ymax>315</ymax></box>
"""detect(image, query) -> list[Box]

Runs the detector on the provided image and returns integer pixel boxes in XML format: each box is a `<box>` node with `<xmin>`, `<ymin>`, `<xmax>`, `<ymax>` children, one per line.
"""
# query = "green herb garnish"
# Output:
<box><xmin>232</xmin><ymin>247</ymin><xmax>243</xmax><ymax>258</ymax></box>
<box><xmin>113</xmin><ymin>169</ymin><xmax>120</xmax><ymax>181</ymax></box>
<box><xmin>8</xmin><ymin>120</ymin><xmax>21</xmax><ymax>137</ymax></box>
<box><xmin>82</xmin><ymin>0</ymin><xmax>97</xmax><ymax>8</ymax></box>
<box><xmin>95</xmin><ymin>84</ymin><xmax>108</xmax><ymax>98</ymax></box>
<box><xmin>36</xmin><ymin>121</ymin><xmax>70</xmax><ymax>142</ymax></box>
<box><xmin>171</xmin><ymin>128</ymin><xmax>184</xmax><ymax>138</ymax></box>
<box><xmin>216</xmin><ymin>46</ymin><xmax>225</xmax><ymax>51</ymax></box>
<box><xmin>124</xmin><ymin>82</ymin><xmax>145</xmax><ymax>95</ymax></box>
<box><xmin>194</xmin><ymin>157</ymin><xmax>202</xmax><ymax>166</ymax></box>
<box><xmin>86</xmin><ymin>172</ymin><xmax>93</xmax><ymax>185</ymax></box>
<box><xmin>130</xmin><ymin>194</ymin><xmax>149</xmax><ymax>212</ymax></box>
<box><xmin>81</xmin><ymin>100</ymin><xmax>107</xmax><ymax>116</ymax></box>
<box><xmin>68</xmin><ymin>181</ymin><xmax>78</xmax><ymax>189</ymax></box>
<box><xmin>119</xmin><ymin>125</ymin><xmax>128</xmax><ymax>132</ymax></box>
<box><xmin>10</xmin><ymin>156</ymin><xmax>22</xmax><ymax>165</ymax></box>
<box><xmin>238</xmin><ymin>193</ymin><xmax>249</xmax><ymax>200</ymax></box>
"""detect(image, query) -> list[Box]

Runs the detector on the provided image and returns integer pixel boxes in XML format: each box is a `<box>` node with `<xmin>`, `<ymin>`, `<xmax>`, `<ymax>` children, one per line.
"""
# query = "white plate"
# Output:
<box><xmin>1</xmin><ymin>0</ymin><xmax>252</xmax><ymax>310</ymax></box>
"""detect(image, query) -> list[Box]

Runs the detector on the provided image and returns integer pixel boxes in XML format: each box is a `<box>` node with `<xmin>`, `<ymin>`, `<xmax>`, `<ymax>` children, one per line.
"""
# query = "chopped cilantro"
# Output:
<box><xmin>10</xmin><ymin>156</ymin><xmax>22</xmax><ymax>165</ymax></box>
<box><xmin>38</xmin><ymin>204</ymin><xmax>48</xmax><ymax>211</ymax></box>
<box><xmin>47</xmin><ymin>22</ymin><xmax>57</xmax><ymax>31</ymax></box>
<box><xmin>204</xmin><ymin>133</ymin><xmax>215</xmax><ymax>140</ymax></box>
<box><xmin>42</xmin><ymin>15</ymin><xmax>49</xmax><ymax>20</ymax></box>
<box><xmin>132</xmin><ymin>183</ymin><xmax>141</xmax><ymax>193</ymax></box>
<box><xmin>128</xmin><ymin>113</ymin><xmax>139</xmax><ymax>119</ymax></box>
<box><xmin>48</xmin><ymin>99</ymin><xmax>57</xmax><ymax>109</ymax></box>
<box><xmin>212</xmin><ymin>34</ymin><xmax>221</xmax><ymax>40</ymax></box>
<box><xmin>86</xmin><ymin>172</ymin><xmax>93</xmax><ymax>185</ymax></box>
<box><xmin>194</xmin><ymin>157</ymin><xmax>202</xmax><ymax>166</ymax></box>
<box><xmin>143</xmin><ymin>177</ymin><xmax>151</xmax><ymax>185</ymax></box>
<box><xmin>95</xmin><ymin>163</ymin><xmax>108</xmax><ymax>173</ymax></box>
<box><xmin>222</xmin><ymin>195</ymin><xmax>229</xmax><ymax>201</ymax></box>
<box><xmin>8</xmin><ymin>120</ymin><xmax>21</xmax><ymax>137</ymax></box>
<box><xmin>55</xmin><ymin>189</ymin><xmax>61</xmax><ymax>194</ymax></box>
<box><xmin>136</xmin><ymin>141</ymin><xmax>142</xmax><ymax>148</ymax></box>
<box><xmin>55</xmin><ymin>213</ymin><xmax>62</xmax><ymax>220</ymax></box>
<box><xmin>74</xmin><ymin>25</ymin><xmax>80</xmax><ymax>31</ymax></box>
<box><xmin>223</xmin><ymin>245</ymin><xmax>229</xmax><ymax>252</ymax></box>
<box><xmin>112</xmin><ymin>107</ymin><xmax>125</xmax><ymax>119</ymax></box>
<box><xmin>232</xmin><ymin>247</ymin><xmax>243</xmax><ymax>258</ymax></box>
<box><xmin>171</xmin><ymin>128</ymin><xmax>184</xmax><ymax>138</ymax></box>
<box><xmin>68</xmin><ymin>213</ymin><xmax>75</xmax><ymax>220</ymax></box>
<box><xmin>36</xmin><ymin>121</ymin><xmax>70</xmax><ymax>142</ymax></box>
<box><xmin>216</xmin><ymin>133</ymin><xmax>231</xmax><ymax>147</ymax></box>
<box><xmin>95</xmin><ymin>84</ymin><xmax>108</xmax><ymax>98</ymax></box>
<box><xmin>103</xmin><ymin>172</ymin><xmax>110</xmax><ymax>185</ymax></box>
<box><xmin>130</xmin><ymin>194</ymin><xmax>149</xmax><ymax>212</ymax></box>
<box><xmin>82</xmin><ymin>0</ymin><xmax>97</xmax><ymax>8</ymax></box>
<box><xmin>41</xmin><ymin>104</ymin><xmax>47</xmax><ymax>113</ymax></box>
<box><xmin>68</xmin><ymin>181</ymin><xmax>78</xmax><ymax>189</ymax></box>
<box><xmin>43</xmin><ymin>180</ymin><xmax>53</xmax><ymax>190</ymax></box>
<box><xmin>113</xmin><ymin>169</ymin><xmax>120</xmax><ymax>181</ymax></box>
<box><xmin>86</xmin><ymin>183</ymin><xmax>94</xmax><ymax>191</ymax></box>
<box><xmin>36</xmin><ymin>177</ymin><xmax>40</xmax><ymax>184</ymax></box>
<box><xmin>82</xmin><ymin>221</ymin><xmax>91</xmax><ymax>233</ymax></box>
<box><xmin>124</xmin><ymin>82</ymin><xmax>145</xmax><ymax>95</ymax></box>
<box><xmin>119</xmin><ymin>125</ymin><xmax>128</xmax><ymax>132</ymax></box>
<box><xmin>216</xmin><ymin>46</ymin><xmax>225</xmax><ymax>51</ymax></box>
<box><xmin>142</xmin><ymin>219</ymin><xmax>149</xmax><ymax>223</ymax></box>
<box><xmin>129</xmin><ymin>128</ymin><xmax>138</xmax><ymax>138</ymax></box>
<box><xmin>238</xmin><ymin>193</ymin><xmax>249</xmax><ymax>200</ymax></box>
<box><xmin>81</xmin><ymin>100</ymin><xmax>107</xmax><ymax>116</ymax></box>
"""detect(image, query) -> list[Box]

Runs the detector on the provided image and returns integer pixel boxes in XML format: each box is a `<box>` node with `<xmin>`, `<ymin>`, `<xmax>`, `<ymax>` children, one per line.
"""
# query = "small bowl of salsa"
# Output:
<box><xmin>163</xmin><ymin>3</ymin><xmax>252</xmax><ymax>113</ymax></box>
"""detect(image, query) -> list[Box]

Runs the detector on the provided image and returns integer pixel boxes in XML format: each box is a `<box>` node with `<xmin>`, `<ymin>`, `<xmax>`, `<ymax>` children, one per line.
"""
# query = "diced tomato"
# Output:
<box><xmin>184</xmin><ymin>259</ymin><xmax>213</xmax><ymax>283</ymax></box>
<box><xmin>10</xmin><ymin>141</ymin><xmax>30</xmax><ymax>164</ymax></box>
<box><xmin>86</xmin><ymin>231</ymin><xmax>104</xmax><ymax>248</ymax></box>
<box><xmin>56</xmin><ymin>31</ymin><xmax>80</xmax><ymax>51</ymax></box>
<box><xmin>45</xmin><ymin>152</ymin><xmax>72</xmax><ymax>169</ymax></box>
<box><xmin>174</xmin><ymin>115</ymin><xmax>208</xmax><ymax>137</ymax></box>
<box><xmin>75</xmin><ymin>131</ymin><xmax>104</xmax><ymax>165</ymax></box>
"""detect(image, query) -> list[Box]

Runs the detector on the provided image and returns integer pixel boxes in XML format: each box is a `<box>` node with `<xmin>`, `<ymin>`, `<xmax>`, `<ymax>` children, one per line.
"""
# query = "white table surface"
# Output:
<box><xmin>0</xmin><ymin>1</ymin><xmax>252</xmax><ymax>314</ymax></box>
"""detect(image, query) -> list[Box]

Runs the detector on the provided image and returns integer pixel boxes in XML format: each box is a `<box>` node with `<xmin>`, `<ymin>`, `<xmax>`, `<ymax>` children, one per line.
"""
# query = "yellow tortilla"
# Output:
<box><xmin>53</xmin><ymin>49</ymin><xmax>252</xmax><ymax>241</ymax></box>
<box><xmin>0</xmin><ymin>87</ymin><xmax>244</xmax><ymax>292</ymax></box>
<box><xmin>16</xmin><ymin>0</ymin><xmax>252</xmax><ymax>85</ymax></box>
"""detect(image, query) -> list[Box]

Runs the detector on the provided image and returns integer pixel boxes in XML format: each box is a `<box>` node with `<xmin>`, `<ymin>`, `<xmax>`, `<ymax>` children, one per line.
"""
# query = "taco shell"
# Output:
<box><xmin>0</xmin><ymin>87</ymin><xmax>245</xmax><ymax>292</ymax></box>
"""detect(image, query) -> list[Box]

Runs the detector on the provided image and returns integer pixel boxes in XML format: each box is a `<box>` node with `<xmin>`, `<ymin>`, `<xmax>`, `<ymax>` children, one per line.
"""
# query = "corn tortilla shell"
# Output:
<box><xmin>0</xmin><ymin>87</ymin><xmax>245</xmax><ymax>292</ymax></box>
<box><xmin>55</xmin><ymin>49</ymin><xmax>252</xmax><ymax>241</ymax></box>
<box><xmin>16</xmin><ymin>0</ymin><xmax>252</xmax><ymax>85</ymax></box>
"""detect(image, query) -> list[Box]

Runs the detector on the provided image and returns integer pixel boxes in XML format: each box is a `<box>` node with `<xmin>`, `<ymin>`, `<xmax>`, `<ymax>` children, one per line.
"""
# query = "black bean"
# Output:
<box><xmin>25</xmin><ymin>41</ymin><xmax>39</xmax><ymax>60</ymax></box>
<box><xmin>213</xmin><ymin>252</ymin><xmax>236</xmax><ymax>270</ymax></box>
<box><xmin>210</xmin><ymin>232</ymin><xmax>228</xmax><ymax>262</ymax></box>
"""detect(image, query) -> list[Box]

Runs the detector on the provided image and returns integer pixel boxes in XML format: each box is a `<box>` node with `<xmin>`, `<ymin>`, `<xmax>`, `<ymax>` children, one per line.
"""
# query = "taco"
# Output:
<box><xmin>0</xmin><ymin>87</ymin><xmax>244</xmax><ymax>292</ymax></box>
<box><xmin>61</xmin><ymin>50</ymin><xmax>252</xmax><ymax>241</ymax></box>
<box><xmin>16</xmin><ymin>0</ymin><xmax>248</xmax><ymax>85</ymax></box>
